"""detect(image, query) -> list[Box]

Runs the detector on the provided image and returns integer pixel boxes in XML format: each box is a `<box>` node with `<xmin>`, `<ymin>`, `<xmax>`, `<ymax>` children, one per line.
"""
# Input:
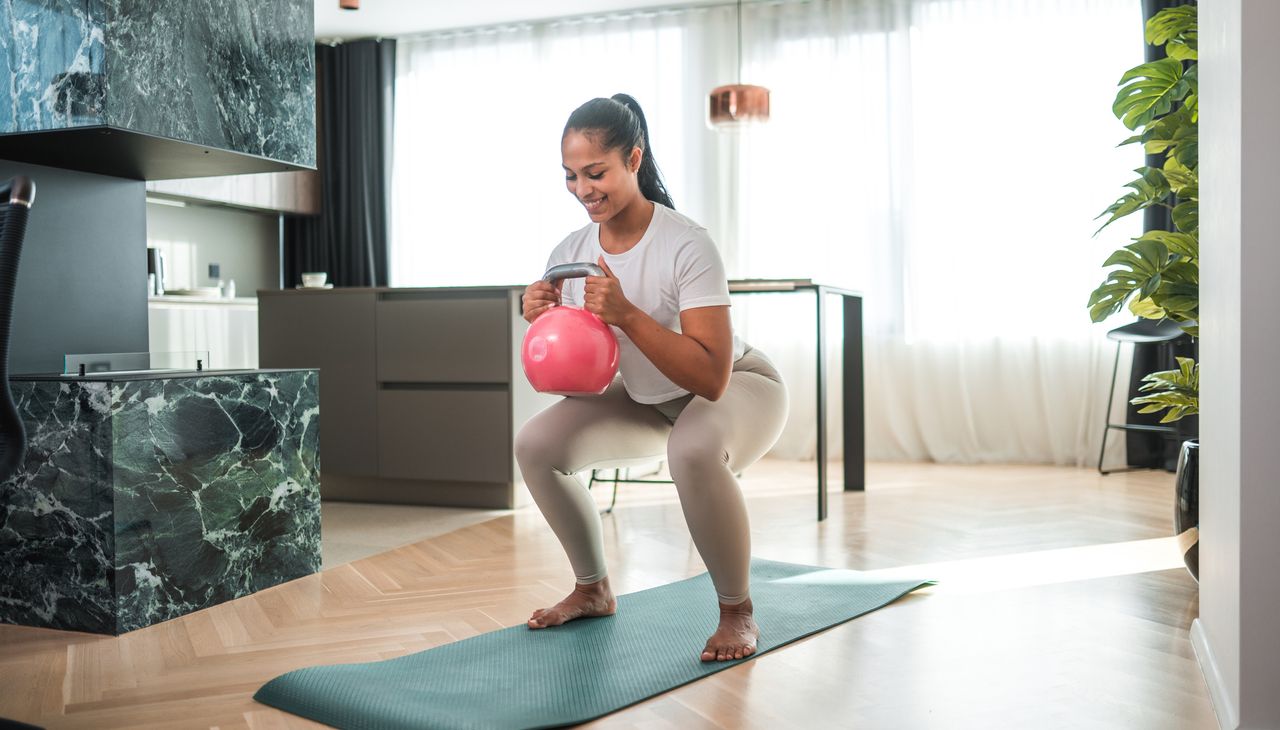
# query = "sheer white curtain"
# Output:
<box><xmin>726</xmin><ymin>0</ymin><xmax>1142</xmax><ymax>465</ymax></box>
<box><xmin>392</xmin><ymin>10</ymin><xmax>720</xmax><ymax>287</ymax></box>
<box><xmin>393</xmin><ymin>0</ymin><xmax>1143</xmax><ymax>467</ymax></box>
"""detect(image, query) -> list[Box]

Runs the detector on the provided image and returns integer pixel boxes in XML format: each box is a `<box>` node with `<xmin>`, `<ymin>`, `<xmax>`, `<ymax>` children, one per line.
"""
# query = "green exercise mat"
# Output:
<box><xmin>254</xmin><ymin>558</ymin><xmax>933</xmax><ymax>730</ymax></box>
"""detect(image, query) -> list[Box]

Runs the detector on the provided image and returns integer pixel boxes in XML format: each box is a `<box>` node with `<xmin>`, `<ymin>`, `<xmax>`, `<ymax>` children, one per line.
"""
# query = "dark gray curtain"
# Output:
<box><xmin>283</xmin><ymin>39</ymin><xmax>395</xmax><ymax>288</ymax></box>
<box><xmin>1126</xmin><ymin>0</ymin><xmax>1198</xmax><ymax>470</ymax></box>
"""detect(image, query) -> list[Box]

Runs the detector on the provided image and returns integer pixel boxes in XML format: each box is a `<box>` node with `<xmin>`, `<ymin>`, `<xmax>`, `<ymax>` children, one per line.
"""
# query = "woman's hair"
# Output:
<box><xmin>563</xmin><ymin>93</ymin><xmax>675</xmax><ymax>209</ymax></box>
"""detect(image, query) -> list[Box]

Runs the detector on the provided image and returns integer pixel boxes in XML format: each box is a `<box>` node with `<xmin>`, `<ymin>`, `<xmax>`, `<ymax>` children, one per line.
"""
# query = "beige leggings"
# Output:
<box><xmin>514</xmin><ymin>347</ymin><xmax>788</xmax><ymax>605</ymax></box>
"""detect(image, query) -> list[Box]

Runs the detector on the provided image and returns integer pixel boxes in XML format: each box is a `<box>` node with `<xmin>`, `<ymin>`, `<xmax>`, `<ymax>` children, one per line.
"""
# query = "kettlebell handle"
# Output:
<box><xmin>543</xmin><ymin>262</ymin><xmax>604</xmax><ymax>283</ymax></box>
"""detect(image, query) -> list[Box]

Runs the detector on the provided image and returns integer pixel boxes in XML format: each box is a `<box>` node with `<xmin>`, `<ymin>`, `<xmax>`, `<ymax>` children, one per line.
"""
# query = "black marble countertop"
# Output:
<box><xmin>11</xmin><ymin>368</ymin><xmax>317</xmax><ymax>383</ymax></box>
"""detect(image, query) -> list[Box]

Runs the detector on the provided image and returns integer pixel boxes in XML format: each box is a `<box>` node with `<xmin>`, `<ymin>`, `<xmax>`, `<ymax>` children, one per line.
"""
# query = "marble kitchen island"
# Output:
<box><xmin>0</xmin><ymin>368</ymin><xmax>319</xmax><ymax>635</ymax></box>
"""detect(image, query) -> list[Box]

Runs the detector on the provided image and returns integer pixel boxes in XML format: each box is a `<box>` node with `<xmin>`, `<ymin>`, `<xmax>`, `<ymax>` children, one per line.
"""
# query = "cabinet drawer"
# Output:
<box><xmin>377</xmin><ymin>388</ymin><xmax>510</xmax><ymax>483</ymax></box>
<box><xmin>377</xmin><ymin>292</ymin><xmax>510</xmax><ymax>383</ymax></box>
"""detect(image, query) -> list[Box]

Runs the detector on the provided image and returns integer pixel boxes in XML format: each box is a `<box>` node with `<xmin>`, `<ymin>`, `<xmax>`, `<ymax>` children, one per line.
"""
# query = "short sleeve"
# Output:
<box><xmin>673</xmin><ymin>230</ymin><xmax>732</xmax><ymax>311</ymax></box>
<box><xmin>545</xmin><ymin>232</ymin><xmax>574</xmax><ymax>272</ymax></box>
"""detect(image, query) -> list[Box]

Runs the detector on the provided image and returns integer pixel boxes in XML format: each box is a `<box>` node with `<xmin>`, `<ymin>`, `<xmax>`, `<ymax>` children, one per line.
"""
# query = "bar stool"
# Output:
<box><xmin>587</xmin><ymin>462</ymin><xmax>745</xmax><ymax>514</ymax></box>
<box><xmin>1097</xmin><ymin>318</ymin><xmax>1188</xmax><ymax>474</ymax></box>
<box><xmin>588</xmin><ymin>463</ymin><xmax>672</xmax><ymax>514</ymax></box>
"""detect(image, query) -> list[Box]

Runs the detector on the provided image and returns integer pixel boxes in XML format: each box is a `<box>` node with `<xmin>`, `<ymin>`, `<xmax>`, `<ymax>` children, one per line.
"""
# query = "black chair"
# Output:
<box><xmin>0</xmin><ymin>176</ymin><xmax>34</xmax><ymax>484</ymax></box>
<box><xmin>1097</xmin><ymin>318</ymin><xmax>1188</xmax><ymax>475</ymax></box>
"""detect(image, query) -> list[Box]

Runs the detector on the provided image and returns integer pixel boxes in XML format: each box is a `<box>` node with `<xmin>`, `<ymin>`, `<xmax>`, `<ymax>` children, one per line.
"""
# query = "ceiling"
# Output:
<box><xmin>314</xmin><ymin>0</ymin><xmax>724</xmax><ymax>40</ymax></box>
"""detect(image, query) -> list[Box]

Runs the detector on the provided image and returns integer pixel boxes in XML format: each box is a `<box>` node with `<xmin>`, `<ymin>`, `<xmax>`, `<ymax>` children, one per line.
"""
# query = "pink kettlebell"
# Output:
<box><xmin>521</xmin><ymin>262</ymin><xmax>620</xmax><ymax>396</ymax></box>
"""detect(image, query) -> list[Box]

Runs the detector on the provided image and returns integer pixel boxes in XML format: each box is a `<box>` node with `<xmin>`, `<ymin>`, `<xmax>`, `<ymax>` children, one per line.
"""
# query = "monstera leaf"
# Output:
<box><xmin>1088</xmin><ymin>238</ymin><xmax>1170</xmax><ymax>322</ymax></box>
<box><xmin>1146</xmin><ymin>5</ymin><xmax>1197</xmax><ymax>62</ymax></box>
<box><xmin>1128</xmin><ymin>296</ymin><xmax>1166</xmax><ymax>320</ymax></box>
<box><xmin>1181</xmin><ymin>64</ymin><xmax>1199</xmax><ymax>122</ymax></box>
<box><xmin>1133</xmin><ymin>356</ymin><xmax>1199</xmax><ymax>423</ymax></box>
<box><xmin>1162</xmin><ymin>157</ymin><xmax>1197</xmax><ymax>196</ymax></box>
<box><xmin>1096</xmin><ymin>167</ymin><xmax>1172</xmax><ymax>233</ymax></box>
<box><xmin>1113</xmin><ymin>58</ymin><xmax>1191</xmax><ymax>131</ymax></box>
<box><xmin>1122</xmin><ymin>106</ymin><xmax>1198</xmax><ymax>167</ymax></box>
<box><xmin>1173</xmin><ymin>199</ymin><xmax>1199</xmax><ymax>234</ymax></box>
<box><xmin>1088</xmin><ymin>235</ymin><xmax>1198</xmax><ymax>332</ymax></box>
<box><xmin>1149</xmin><ymin>266</ymin><xmax>1200</xmax><ymax>334</ymax></box>
<box><xmin>1136</xmin><ymin>230</ymin><xmax>1198</xmax><ymax>260</ymax></box>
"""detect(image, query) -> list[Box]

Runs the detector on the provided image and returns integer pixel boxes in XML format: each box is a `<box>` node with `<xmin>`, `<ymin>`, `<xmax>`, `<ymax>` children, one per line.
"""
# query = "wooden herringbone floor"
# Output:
<box><xmin>0</xmin><ymin>460</ymin><xmax>1216</xmax><ymax>729</ymax></box>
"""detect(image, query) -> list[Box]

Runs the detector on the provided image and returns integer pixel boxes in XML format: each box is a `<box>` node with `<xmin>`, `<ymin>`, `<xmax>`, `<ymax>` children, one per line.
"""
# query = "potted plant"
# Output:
<box><xmin>1088</xmin><ymin>4</ymin><xmax>1199</xmax><ymax>580</ymax></box>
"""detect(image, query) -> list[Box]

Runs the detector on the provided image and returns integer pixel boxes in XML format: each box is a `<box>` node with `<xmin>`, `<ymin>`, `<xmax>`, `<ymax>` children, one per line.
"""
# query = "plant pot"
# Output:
<box><xmin>1174</xmin><ymin>438</ymin><xmax>1199</xmax><ymax>582</ymax></box>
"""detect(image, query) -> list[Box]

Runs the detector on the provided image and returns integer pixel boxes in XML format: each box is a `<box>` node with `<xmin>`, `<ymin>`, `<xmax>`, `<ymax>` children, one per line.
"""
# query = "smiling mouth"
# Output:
<box><xmin>582</xmin><ymin>196</ymin><xmax>606</xmax><ymax>212</ymax></box>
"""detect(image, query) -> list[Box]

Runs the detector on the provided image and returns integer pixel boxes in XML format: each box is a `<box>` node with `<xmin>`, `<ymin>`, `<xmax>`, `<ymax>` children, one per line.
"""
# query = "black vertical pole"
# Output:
<box><xmin>816</xmin><ymin>287</ymin><xmax>828</xmax><ymax>521</ymax></box>
<box><xmin>843</xmin><ymin>294</ymin><xmax>865</xmax><ymax>491</ymax></box>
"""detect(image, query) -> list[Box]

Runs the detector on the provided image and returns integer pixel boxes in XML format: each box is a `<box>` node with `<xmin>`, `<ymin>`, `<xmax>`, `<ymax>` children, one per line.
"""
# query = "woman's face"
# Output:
<box><xmin>562</xmin><ymin>130</ymin><xmax>643</xmax><ymax>224</ymax></box>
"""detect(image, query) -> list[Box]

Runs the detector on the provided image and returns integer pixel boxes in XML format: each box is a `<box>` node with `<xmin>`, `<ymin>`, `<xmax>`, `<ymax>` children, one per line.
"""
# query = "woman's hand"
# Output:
<box><xmin>522</xmin><ymin>279</ymin><xmax>562</xmax><ymax>323</ymax></box>
<box><xmin>584</xmin><ymin>257</ymin><xmax>637</xmax><ymax>326</ymax></box>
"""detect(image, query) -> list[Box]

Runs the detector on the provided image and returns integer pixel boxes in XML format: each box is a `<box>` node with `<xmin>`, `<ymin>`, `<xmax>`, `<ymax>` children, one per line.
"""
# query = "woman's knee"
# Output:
<box><xmin>666</xmin><ymin>430</ymin><xmax>729</xmax><ymax>482</ymax></box>
<box><xmin>515</xmin><ymin>418</ymin><xmax>565</xmax><ymax>472</ymax></box>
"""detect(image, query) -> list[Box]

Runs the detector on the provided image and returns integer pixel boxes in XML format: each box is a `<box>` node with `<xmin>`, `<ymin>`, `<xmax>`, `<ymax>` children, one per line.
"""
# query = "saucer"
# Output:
<box><xmin>295</xmin><ymin>284</ymin><xmax>334</xmax><ymax>290</ymax></box>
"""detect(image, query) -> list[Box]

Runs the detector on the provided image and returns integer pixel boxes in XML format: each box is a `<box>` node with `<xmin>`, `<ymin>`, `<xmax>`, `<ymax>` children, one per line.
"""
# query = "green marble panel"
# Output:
<box><xmin>0</xmin><ymin>370</ymin><xmax>319</xmax><ymax>635</ymax></box>
<box><xmin>0</xmin><ymin>381</ymin><xmax>117</xmax><ymax>634</ymax></box>
<box><xmin>112</xmin><ymin>371</ymin><xmax>320</xmax><ymax>633</ymax></box>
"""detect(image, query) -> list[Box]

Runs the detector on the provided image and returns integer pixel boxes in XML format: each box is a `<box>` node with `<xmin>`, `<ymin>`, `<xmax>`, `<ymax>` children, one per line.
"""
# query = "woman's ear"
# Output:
<box><xmin>629</xmin><ymin>146</ymin><xmax>643</xmax><ymax>173</ymax></box>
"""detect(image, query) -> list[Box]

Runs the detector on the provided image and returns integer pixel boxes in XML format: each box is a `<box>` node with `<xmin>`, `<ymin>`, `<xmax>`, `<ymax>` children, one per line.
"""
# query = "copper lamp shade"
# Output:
<box><xmin>340</xmin><ymin>0</ymin><xmax>359</xmax><ymax>9</ymax></box>
<box><xmin>708</xmin><ymin>84</ymin><xmax>770</xmax><ymax>127</ymax></box>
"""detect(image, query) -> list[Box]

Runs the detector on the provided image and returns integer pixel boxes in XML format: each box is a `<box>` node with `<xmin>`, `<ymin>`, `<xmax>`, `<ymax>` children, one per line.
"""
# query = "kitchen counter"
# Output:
<box><xmin>0</xmin><ymin>368</ymin><xmax>320</xmax><ymax>634</ymax></box>
<box><xmin>15</xmin><ymin>367</ymin><xmax>298</xmax><ymax>382</ymax></box>
<box><xmin>257</xmin><ymin>285</ymin><xmax>525</xmax><ymax>296</ymax></box>
<box><xmin>149</xmin><ymin>295</ymin><xmax>259</xmax><ymax>305</ymax></box>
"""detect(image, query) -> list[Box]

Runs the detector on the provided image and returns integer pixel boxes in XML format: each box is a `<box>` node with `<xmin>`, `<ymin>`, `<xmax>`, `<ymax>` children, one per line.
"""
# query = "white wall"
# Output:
<box><xmin>1195</xmin><ymin>1</ymin><xmax>1280</xmax><ymax>727</ymax></box>
<box><xmin>1234</xmin><ymin>2</ymin><xmax>1280</xmax><ymax>724</ymax></box>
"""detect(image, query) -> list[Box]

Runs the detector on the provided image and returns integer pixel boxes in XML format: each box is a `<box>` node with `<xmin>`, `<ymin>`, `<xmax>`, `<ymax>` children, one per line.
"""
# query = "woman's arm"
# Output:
<box><xmin>584</xmin><ymin>257</ymin><xmax>734</xmax><ymax>401</ymax></box>
<box><xmin>619</xmin><ymin>305</ymin><xmax>734</xmax><ymax>401</ymax></box>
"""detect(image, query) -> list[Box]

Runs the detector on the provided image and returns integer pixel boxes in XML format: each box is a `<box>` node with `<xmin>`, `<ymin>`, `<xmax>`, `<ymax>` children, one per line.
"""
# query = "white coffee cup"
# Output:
<box><xmin>301</xmin><ymin>272</ymin><xmax>328</xmax><ymax>288</ymax></box>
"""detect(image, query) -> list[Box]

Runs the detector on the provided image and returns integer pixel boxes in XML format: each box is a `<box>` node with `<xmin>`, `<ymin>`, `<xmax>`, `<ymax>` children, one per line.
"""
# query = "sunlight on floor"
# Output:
<box><xmin>865</xmin><ymin>536</ymin><xmax>1186</xmax><ymax>595</ymax></box>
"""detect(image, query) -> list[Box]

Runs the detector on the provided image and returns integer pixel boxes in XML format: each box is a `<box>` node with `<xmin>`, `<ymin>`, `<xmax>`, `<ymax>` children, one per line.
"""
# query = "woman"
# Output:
<box><xmin>516</xmin><ymin>94</ymin><xmax>788</xmax><ymax>662</ymax></box>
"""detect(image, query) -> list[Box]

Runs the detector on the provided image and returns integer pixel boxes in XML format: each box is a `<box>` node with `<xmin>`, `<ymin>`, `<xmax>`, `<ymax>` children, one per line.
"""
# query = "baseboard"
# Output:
<box><xmin>1191</xmin><ymin>618</ymin><xmax>1238</xmax><ymax>729</ymax></box>
<box><xmin>321</xmin><ymin>472</ymin><xmax>515</xmax><ymax>509</ymax></box>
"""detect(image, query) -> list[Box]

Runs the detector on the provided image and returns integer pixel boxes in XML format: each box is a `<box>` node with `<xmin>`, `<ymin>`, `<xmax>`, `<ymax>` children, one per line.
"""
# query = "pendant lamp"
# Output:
<box><xmin>340</xmin><ymin>0</ymin><xmax>359</xmax><ymax>10</ymax></box>
<box><xmin>707</xmin><ymin>0</ymin><xmax>770</xmax><ymax>128</ymax></box>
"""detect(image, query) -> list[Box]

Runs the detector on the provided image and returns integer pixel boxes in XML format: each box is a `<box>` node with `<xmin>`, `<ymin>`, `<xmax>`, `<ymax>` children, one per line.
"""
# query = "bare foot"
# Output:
<box><xmin>701</xmin><ymin>597</ymin><xmax>759</xmax><ymax>662</ymax></box>
<box><xmin>527</xmin><ymin>577</ymin><xmax>616</xmax><ymax>629</ymax></box>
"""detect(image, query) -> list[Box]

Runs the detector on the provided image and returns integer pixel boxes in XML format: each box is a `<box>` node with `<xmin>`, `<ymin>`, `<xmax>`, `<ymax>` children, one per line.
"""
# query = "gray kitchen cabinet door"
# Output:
<box><xmin>377</xmin><ymin>388</ymin><xmax>511</xmax><ymax>484</ymax></box>
<box><xmin>258</xmin><ymin>293</ymin><xmax>378</xmax><ymax>476</ymax></box>
<box><xmin>376</xmin><ymin>292</ymin><xmax>510</xmax><ymax>383</ymax></box>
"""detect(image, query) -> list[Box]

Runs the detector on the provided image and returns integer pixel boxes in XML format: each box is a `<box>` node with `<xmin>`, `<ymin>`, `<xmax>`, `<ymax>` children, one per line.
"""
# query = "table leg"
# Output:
<box><xmin>844</xmin><ymin>294</ymin><xmax>865</xmax><ymax>491</ymax></box>
<box><xmin>816</xmin><ymin>288</ymin><xmax>828</xmax><ymax>521</ymax></box>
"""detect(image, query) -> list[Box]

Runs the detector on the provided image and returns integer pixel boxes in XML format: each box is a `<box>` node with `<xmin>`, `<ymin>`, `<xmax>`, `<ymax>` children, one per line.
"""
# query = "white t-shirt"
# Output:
<box><xmin>546</xmin><ymin>202</ymin><xmax>746</xmax><ymax>404</ymax></box>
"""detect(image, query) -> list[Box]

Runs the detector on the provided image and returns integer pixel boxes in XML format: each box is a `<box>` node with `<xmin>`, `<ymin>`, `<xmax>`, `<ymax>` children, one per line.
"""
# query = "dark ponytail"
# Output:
<box><xmin>563</xmin><ymin>93</ymin><xmax>675</xmax><ymax>210</ymax></box>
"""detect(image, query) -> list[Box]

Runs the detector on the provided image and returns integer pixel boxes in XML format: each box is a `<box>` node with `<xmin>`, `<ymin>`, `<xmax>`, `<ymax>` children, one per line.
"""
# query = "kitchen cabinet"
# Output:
<box><xmin>258</xmin><ymin>286</ymin><xmax>557</xmax><ymax>508</ymax></box>
<box><xmin>145</xmin><ymin>170</ymin><xmax>320</xmax><ymax>215</ymax></box>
